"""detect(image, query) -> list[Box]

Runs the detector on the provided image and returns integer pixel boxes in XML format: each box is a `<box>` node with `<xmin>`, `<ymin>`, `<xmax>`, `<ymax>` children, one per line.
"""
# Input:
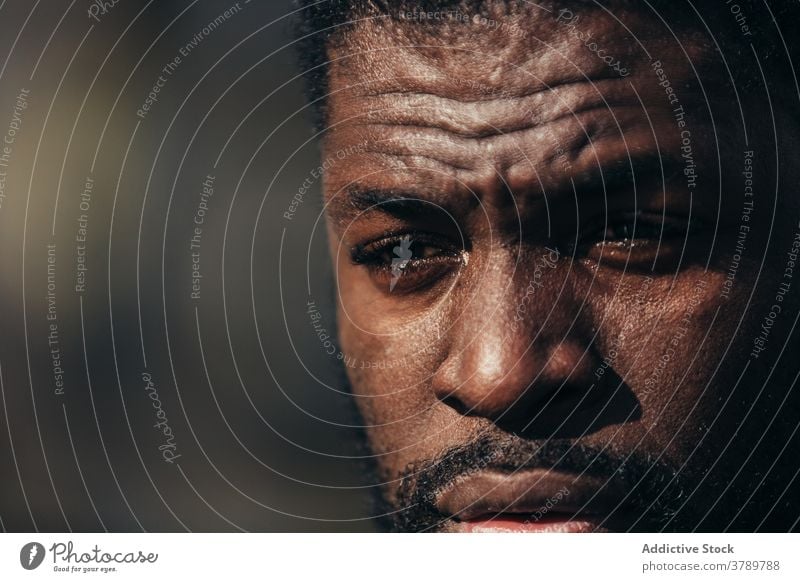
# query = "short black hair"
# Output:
<box><xmin>293</xmin><ymin>0</ymin><xmax>800</xmax><ymax>132</ymax></box>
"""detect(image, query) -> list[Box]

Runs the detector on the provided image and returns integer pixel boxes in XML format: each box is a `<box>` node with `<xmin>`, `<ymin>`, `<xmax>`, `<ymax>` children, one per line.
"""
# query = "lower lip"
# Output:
<box><xmin>460</xmin><ymin>514</ymin><xmax>601</xmax><ymax>533</ymax></box>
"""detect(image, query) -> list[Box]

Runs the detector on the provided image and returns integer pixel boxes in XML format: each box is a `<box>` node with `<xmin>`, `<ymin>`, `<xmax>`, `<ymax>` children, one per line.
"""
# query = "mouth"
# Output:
<box><xmin>435</xmin><ymin>469</ymin><xmax>623</xmax><ymax>533</ymax></box>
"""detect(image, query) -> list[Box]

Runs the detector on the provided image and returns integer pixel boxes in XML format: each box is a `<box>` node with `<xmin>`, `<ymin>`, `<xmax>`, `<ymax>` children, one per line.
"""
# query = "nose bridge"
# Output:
<box><xmin>509</xmin><ymin>246</ymin><xmax>565</xmax><ymax>329</ymax></box>
<box><xmin>463</xmin><ymin>245</ymin><xmax>565</xmax><ymax>347</ymax></box>
<box><xmin>432</xmin><ymin>245</ymin><xmax>585</xmax><ymax>419</ymax></box>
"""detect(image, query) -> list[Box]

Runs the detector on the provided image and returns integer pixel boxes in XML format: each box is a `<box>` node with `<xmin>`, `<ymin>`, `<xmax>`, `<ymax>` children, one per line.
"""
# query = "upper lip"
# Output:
<box><xmin>434</xmin><ymin>468</ymin><xmax>625</xmax><ymax>524</ymax></box>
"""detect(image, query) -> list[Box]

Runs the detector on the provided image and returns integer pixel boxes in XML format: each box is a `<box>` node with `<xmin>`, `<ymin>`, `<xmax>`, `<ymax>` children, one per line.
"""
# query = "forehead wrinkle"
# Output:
<box><xmin>328</xmin><ymin>77</ymin><xmax>645</xmax><ymax>170</ymax></box>
<box><xmin>350</xmin><ymin>51</ymin><xmax>627</xmax><ymax>101</ymax></box>
<box><xmin>335</xmin><ymin>101</ymin><xmax>658</xmax><ymax>179</ymax></box>
<box><xmin>352</xmin><ymin>95</ymin><xmax>640</xmax><ymax>140</ymax></box>
<box><xmin>330</xmin><ymin>44</ymin><xmax>638</xmax><ymax>119</ymax></box>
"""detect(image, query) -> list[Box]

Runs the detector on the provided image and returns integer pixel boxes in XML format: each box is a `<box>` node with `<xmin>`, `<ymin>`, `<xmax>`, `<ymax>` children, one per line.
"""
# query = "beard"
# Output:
<box><xmin>379</xmin><ymin>432</ymin><xmax>710</xmax><ymax>533</ymax></box>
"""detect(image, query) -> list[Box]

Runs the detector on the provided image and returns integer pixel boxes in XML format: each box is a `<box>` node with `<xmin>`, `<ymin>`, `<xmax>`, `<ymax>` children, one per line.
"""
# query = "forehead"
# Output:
<box><xmin>320</xmin><ymin>5</ymin><xmax>733</xmax><ymax>221</ymax></box>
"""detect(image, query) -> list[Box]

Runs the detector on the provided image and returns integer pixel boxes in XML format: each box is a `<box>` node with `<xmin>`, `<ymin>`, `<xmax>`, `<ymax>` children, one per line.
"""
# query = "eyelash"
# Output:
<box><xmin>351</xmin><ymin>232</ymin><xmax>460</xmax><ymax>267</ymax></box>
<box><xmin>569</xmin><ymin>211</ymin><xmax>710</xmax><ymax>271</ymax></box>
<box><xmin>581</xmin><ymin>212</ymin><xmax>699</xmax><ymax>246</ymax></box>
<box><xmin>351</xmin><ymin>232</ymin><xmax>463</xmax><ymax>292</ymax></box>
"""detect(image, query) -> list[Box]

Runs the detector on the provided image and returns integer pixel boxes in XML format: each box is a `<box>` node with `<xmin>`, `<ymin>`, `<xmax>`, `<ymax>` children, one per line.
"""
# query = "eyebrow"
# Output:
<box><xmin>568</xmin><ymin>153</ymin><xmax>683</xmax><ymax>197</ymax></box>
<box><xmin>343</xmin><ymin>189</ymin><xmax>469</xmax><ymax>219</ymax></box>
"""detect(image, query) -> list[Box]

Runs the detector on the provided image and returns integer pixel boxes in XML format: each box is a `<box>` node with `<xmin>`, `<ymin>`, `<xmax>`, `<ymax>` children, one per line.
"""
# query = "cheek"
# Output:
<box><xmin>341</xmin><ymin>341</ymin><xmax>457</xmax><ymax>484</ymax></box>
<box><xmin>599</xmin><ymin>270</ymin><xmax>731</xmax><ymax>437</ymax></box>
<box><xmin>336</xmin><ymin>291</ymin><xmax>487</xmax><ymax>484</ymax></box>
<box><xmin>337</xmin><ymin>300</ymin><xmax>447</xmax><ymax>439</ymax></box>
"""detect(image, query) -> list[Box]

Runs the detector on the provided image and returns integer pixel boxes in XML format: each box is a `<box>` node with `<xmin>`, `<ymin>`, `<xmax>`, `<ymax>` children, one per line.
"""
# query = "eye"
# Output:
<box><xmin>595</xmin><ymin>212</ymin><xmax>690</xmax><ymax>242</ymax></box>
<box><xmin>351</xmin><ymin>232</ymin><xmax>464</xmax><ymax>294</ymax></box>
<box><xmin>579</xmin><ymin>212</ymin><xmax>707</xmax><ymax>270</ymax></box>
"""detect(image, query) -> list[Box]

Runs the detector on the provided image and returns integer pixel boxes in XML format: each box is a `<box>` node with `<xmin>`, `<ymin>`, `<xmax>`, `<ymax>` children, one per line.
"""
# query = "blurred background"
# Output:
<box><xmin>0</xmin><ymin>0</ymin><xmax>378</xmax><ymax>532</ymax></box>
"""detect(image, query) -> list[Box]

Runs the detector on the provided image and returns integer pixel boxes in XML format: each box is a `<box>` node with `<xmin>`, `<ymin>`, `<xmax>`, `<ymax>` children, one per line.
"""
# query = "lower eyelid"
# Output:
<box><xmin>368</xmin><ymin>256</ymin><xmax>461</xmax><ymax>294</ymax></box>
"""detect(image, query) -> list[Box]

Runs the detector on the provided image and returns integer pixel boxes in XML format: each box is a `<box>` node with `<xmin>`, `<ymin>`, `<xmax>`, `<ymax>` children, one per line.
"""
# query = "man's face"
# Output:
<box><xmin>320</xmin><ymin>5</ymin><xmax>800</xmax><ymax>531</ymax></box>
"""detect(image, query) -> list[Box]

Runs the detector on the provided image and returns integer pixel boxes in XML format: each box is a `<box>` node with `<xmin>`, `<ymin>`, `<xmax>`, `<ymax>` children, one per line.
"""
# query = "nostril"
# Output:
<box><xmin>439</xmin><ymin>383</ymin><xmax>536</xmax><ymax>420</ymax></box>
<box><xmin>439</xmin><ymin>394</ymin><xmax>472</xmax><ymax>416</ymax></box>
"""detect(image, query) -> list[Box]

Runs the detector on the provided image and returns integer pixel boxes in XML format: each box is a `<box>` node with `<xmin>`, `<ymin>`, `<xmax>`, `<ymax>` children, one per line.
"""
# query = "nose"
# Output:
<box><xmin>431</xmin><ymin>248</ymin><xmax>598</xmax><ymax>428</ymax></box>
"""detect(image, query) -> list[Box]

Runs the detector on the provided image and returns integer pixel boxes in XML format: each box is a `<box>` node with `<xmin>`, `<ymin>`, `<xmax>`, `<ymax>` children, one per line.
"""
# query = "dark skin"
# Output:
<box><xmin>319</xmin><ymin>5</ymin><xmax>800</xmax><ymax>531</ymax></box>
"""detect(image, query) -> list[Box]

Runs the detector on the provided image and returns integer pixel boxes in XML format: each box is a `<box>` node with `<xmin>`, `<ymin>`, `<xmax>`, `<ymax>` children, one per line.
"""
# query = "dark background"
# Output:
<box><xmin>0</xmin><ymin>0</ymin><xmax>377</xmax><ymax>532</ymax></box>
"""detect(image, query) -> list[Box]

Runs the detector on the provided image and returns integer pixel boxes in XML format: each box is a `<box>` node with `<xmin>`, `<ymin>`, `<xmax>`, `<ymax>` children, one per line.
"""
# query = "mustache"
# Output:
<box><xmin>391</xmin><ymin>433</ymin><xmax>691</xmax><ymax>532</ymax></box>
